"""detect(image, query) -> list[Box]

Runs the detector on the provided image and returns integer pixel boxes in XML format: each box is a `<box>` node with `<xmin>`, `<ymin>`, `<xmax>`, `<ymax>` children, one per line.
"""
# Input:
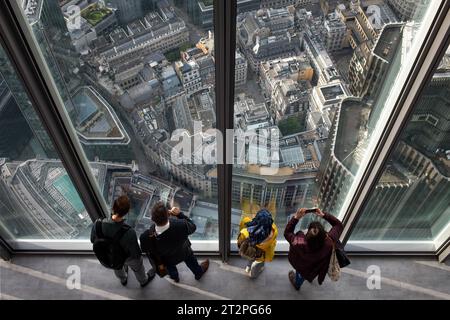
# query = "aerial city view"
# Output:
<box><xmin>0</xmin><ymin>0</ymin><xmax>448</xmax><ymax>243</ymax></box>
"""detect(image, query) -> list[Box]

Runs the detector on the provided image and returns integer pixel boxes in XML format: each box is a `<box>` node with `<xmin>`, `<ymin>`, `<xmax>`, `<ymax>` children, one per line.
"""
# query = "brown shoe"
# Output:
<box><xmin>196</xmin><ymin>259</ymin><xmax>209</xmax><ymax>280</ymax></box>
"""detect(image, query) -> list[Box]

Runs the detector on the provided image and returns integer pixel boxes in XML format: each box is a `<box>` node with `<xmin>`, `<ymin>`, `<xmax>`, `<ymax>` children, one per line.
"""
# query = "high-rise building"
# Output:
<box><xmin>352</xmin><ymin>140</ymin><xmax>450</xmax><ymax>240</ymax></box>
<box><xmin>235</xmin><ymin>51</ymin><xmax>248</xmax><ymax>88</ymax></box>
<box><xmin>20</xmin><ymin>0</ymin><xmax>80</xmax><ymax>146</ymax></box>
<box><xmin>0</xmin><ymin>45</ymin><xmax>56</xmax><ymax>158</ymax></box>
<box><xmin>272</xmin><ymin>79</ymin><xmax>310</xmax><ymax>123</ymax></box>
<box><xmin>324</xmin><ymin>12</ymin><xmax>348</xmax><ymax>52</ymax></box>
<box><xmin>106</xmin><ymin>0</ymin><xmax>144</xmax><ymax>25</ymax></box>
<box><xmin>405</xmin><ymin>67</ymin><xmax>450</xmax><ymax>153</ymax></box>
<box><xmin>336</xmin><ymin>3</ymin><xmax>379</xmax><ymax>50</ymax></box>
<box><xmin>318</xmin><ymin>37</ymin><xmax>447</xmax><ymax>217</ymax></box>
<box><xmin>316</xmin><ymin>97</ymin><xmax>371</xmax><ymax>214</ymax></box>
<box><xmin>189</xmin><ymin>34</ymin><xmax>248</xmax><ymax>89</ymax></box>
<box><xmin>37</xmin><ymin>0</ymin><xmax>80</xmax><ymax>88</ymax></box>
<box><xmin>386</xmin><ymin>0</ymin><xmax>431</xmax><ymax>21</ymax></box>
<box><xmin>184</xmin><ymin>0</ymin><xmax>261</xmax><ymax>29</ymax></box>
<box><xmin>351</xmin><ymin>62</ymin><xmax>450</xmax><ymax>239</ymax></box>
<box><xmin>94</xmin><ymin>11</ymin><xmax>189</xmax><ymax>70</ymax></box>
<box><xmin>175</xmin><ymin>60</ymin><xmax>203</xmax><ymax>95</ymax></box>
<box><xmin>0</xmin><ymin>159</ymin><xmax>135</xmax><ymax>239</ymax></box>
<box><xmin>298</xmin><ymin>9</ymin><xmax>341</xmax><ymax>86</ymax></box>
<box><xmin>237</xmin><ymin>7</ymin><xmax>300</xmax><ymax>72</ymax></box>
<box><xmin>0</xmin><ymin>75</ymin><xmax>35</xmax><ymax>160</ymax></box>
<box><xmin>348</xmin><ymin>23</ymin><xmax>403</xmax><ymax>98</ymax></box>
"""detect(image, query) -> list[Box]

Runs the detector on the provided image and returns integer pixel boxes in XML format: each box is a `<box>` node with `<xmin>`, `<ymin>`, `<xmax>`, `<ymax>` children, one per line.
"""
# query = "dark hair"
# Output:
<box><xmin>306</xmin><ymin>221</ymin><xmax>326</xmax><ymax>251</ymax></box>
<box><xmin>112</xmin><ymin>195</ymin><xmax>130</xmax><ymax>217</ymax></box>
<box><xmin>152</xmin><ymin>201</ymin><xmax>169</xmax><ymax>226</ymax></box>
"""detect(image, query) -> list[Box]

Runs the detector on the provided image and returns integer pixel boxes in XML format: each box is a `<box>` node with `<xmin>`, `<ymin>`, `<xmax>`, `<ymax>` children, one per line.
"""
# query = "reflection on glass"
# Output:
<box><xmin>231</xmin><ymin>0</ymin><xmax>432</xmax><ymax>239</ymax></box>
<box><xmin>351</xmin><ymin>45</ymin><xmax>450</xmax><ymax>241</ymax></box>
<box><xmin>20</xmin><ymin>0</ymin><xmax>219</xmax><ymax>240</ymax></box>
<box><xmin>0</xmin><ymin>45</ymin><xmax>91</xmax><ymax>242</ymax></box>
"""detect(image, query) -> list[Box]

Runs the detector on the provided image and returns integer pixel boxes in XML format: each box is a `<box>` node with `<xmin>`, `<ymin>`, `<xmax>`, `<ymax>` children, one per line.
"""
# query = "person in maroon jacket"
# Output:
<box><xmin>284</xmin><ymin>207</ymin><xmax>343</xmax><ymax>290</ymax></box>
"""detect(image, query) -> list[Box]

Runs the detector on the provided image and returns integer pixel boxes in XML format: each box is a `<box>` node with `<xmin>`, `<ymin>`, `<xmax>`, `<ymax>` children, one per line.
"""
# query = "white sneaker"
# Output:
<box><xmin>245</xmin><ymin>266</ymin><xmax>251</xmax><ymax>273</ymax></box>
<box><xmin>250</xmin><ymin>261</ymin><xmax>265</xmax><ymax>279</ymax></box>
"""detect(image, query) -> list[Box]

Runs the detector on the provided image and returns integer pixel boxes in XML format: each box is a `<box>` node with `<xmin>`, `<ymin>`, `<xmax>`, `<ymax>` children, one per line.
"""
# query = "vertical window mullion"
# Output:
<box><xmin>215</xmin><ymin>0</ymin><xmax>237</xmax><ymax>262</ymax></box>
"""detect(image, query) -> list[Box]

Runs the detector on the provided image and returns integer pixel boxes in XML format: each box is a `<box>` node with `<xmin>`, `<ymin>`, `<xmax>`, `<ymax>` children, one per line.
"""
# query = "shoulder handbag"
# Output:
<box><xmin>335</xmin><ymin>240</ymin><xmax>351</xmax><ymax>268</ymax></box>
<box><xmin>238</xmin><ymin>237</ymin><xmax>265</xmax><ymax>261</ymax></box>
<box><xmin>327</xmin><ymin>235</ymin><xmax>341</xmax><ymax>281</ymax></box>
<box><xmin>326</xmin><ymin>235</ymin><xmax>351</xmax><ymax>268</ymax></box>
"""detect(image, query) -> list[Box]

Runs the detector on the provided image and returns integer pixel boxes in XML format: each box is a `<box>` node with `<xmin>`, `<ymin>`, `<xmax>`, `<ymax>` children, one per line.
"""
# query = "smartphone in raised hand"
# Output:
<box><xmin>305</xmin><ymin>207</ymin><xmax>318</xmax><ymax>214</ymax></box>
<box><xmin>169</xmin><ymin>207</ymin><xmax>180</xmax><ymax>216</ymax></box>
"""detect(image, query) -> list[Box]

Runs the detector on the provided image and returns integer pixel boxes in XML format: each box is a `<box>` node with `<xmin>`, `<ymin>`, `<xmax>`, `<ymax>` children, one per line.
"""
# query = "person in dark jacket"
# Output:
<box><xmin>90</xmin><ymin>195</ymin><xmax>155</xmax><ymax>287</ymax></box>
<box><xmin>140</xmin><ymin>201</ymin><xmax>209</xmax><ymax>283</ymax></box>
<box><xmin>284</xmin><ymin>207</ymin><xmax>343</xmax><ymax>290</ymax></box>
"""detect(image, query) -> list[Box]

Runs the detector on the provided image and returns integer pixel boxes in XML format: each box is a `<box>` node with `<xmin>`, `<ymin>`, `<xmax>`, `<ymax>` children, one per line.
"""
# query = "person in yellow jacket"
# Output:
<box><xmin>238</xmin><ymin>210</ymin><xmax>278</xmax><ymax>279</ymax></box>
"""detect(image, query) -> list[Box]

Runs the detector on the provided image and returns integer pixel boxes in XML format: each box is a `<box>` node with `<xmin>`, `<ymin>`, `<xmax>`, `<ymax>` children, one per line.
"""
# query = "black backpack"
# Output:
<box><xmin>93</xmin><ymin>218</ymin><xmax>131</xmax><ymax>270</ymax></box>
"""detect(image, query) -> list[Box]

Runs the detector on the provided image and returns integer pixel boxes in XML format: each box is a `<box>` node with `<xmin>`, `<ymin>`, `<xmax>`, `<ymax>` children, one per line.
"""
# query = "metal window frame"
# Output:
<box><xmin>6</xmin><ymin>239</ymin><xmax>220</xmax><ymax>255</ymax></box>
<box><xmin>436</xmin><ymin>223</ymin><xmax>450</xmax><ymax>262</ymax></box>
<box><xmin>340</xmin><ymin>3</ymin><xmax>450</xmax><ymax>256</ymax></box>
<box><xmin>0</xmin><ymin>0</ymin><xmax>448</xmax><ymax>261</ymax></box>
<box><xmin>215</xmin><ymin>0</ymin><xmax>237</xmax><ymax>261</ymax></box>
<box><xmin>0</xmin><ymin>236</ymin><xmax>12</xmax><ymax>261</ymax></box>
<box><xmin>437</xmin><ymin>238</ymin><xmax>450</xmax><ymax>263</ymax></box>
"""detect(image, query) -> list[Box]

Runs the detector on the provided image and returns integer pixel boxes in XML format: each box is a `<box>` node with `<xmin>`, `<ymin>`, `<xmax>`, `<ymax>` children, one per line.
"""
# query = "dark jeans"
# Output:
<box><xmin>295</xmin><ymin>271</ymin><xmax>305</xmax><ymax>288</ymax></box>
<box><xmin>167</xmin><ymin>254</ymin><xmax>203</xmax><ymax>280</ymax></box>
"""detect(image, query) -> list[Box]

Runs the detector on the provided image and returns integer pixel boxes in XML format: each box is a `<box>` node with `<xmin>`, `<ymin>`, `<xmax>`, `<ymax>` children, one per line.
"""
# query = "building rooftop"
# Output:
<box><xmin>361</xmin><ymin>0</ymin><xmax>398</xmax><ymax>29</ymax></box>
<box><xmin>320</xmin><ymin>84</ymin><xmax>345</xmax><ymax>101</ymax></box>
<box><xmin>325</xmin><ymin>12</ymin><xmax>347</xmax><ymax>31</ymax></box>
<box><xmin>71</xmin><ymin>87</ymin><xmax>129</xmax><ymax>144</ymax></box>
<box><xmin>22</xmin><ymin>0</ymin><xmax>43</xmax><ymax>25</ymax></box>
<box><xmin>261</xmin><ymin>55</ymin><xmax>312</xmax><ymax>82</ymax></box>
<box><xmin>80</xmin><ymin>3</ymin><xmax>113</xmax><ymax>27</ymax></box>
<box><xmin>373</xmin><ymin>24</ymin><xmax>403</xmax><ymax>63</ymax></box>
<box><xmin>334</xmin><ymin>98</ymin><xmax>372</xmax><ymax>175</ymax></box>
<box><xmin>192</xmin><ymin>89</ymin><xmax>216</xmax><ymax>124</ymax></box>
<box><xmin>97</xmin><ymin>9</ymin><xmax>186</xmax><ymax>61</ymax></box>
<box><xmin>173</xmin><ymin>189</ymin><xmax>194</xmax><ymax>213</ymax></box>
<box><xmin>73</xmin><ymin>91</ymin><xmax>99</xmax><ymax>127</ymax></box>
<box><xmin>172</xmin><ymin>95</ymin><xmax>193</xmax><ymax>133</ymax></box>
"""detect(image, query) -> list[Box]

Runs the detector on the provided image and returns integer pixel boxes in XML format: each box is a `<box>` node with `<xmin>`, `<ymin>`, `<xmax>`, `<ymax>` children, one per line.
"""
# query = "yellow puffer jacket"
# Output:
<box><xmin>238</xmin><ymin>216</ymin><xmax>278</xmax><ymax>262</ymax></box>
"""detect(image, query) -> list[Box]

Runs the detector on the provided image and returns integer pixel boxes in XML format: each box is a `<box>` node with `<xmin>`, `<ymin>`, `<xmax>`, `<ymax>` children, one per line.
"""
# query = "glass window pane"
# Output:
<box><xmin>232</xmin><ymin>0</ymin><xmax>434</xmax><ymax>240</ymax></box>
<box><xmin>0</xmin><ymin>44</ymin><xmax>92</xmax><ymax>246</ymax></box>
<box><xmin>350</xmin><ymin>44</ymin><xmax>450</xmax><ymax>241</ymax></box>
<box><xmin>19</xmin><ymin>0</ymin><xmax>218</xmax><ymax>242</ymax></box>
